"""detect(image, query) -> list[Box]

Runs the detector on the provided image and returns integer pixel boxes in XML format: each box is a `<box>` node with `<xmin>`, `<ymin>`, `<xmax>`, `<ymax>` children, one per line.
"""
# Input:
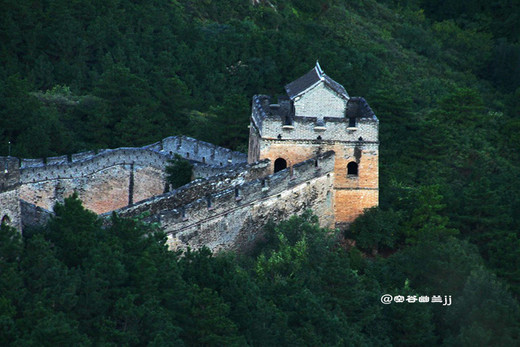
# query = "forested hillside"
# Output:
<box><xmin>1</xmin><ymin>0</ymin><xmax>520</xmax><ymax>345</ymax></box>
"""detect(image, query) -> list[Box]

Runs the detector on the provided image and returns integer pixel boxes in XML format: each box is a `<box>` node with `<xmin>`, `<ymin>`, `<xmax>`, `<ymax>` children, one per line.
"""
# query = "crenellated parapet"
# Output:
<box><xmin>2</xmin><ymin>136</ymin><xmax>247</xmax><ymax>218</ymax></box>
<box><xmin>251</xmin><ymin>95</ymin><xmax>378</xmax><ymax>143</ymax></box>
<box><xmin>20</xmin><ymin>148</ymin><xmax>169</xmax><ymax>184</ymax></box>
<box><xmin>20</xmin><ymin>135</ymin><xmax>247</xmax><ymax>178</ymax></box>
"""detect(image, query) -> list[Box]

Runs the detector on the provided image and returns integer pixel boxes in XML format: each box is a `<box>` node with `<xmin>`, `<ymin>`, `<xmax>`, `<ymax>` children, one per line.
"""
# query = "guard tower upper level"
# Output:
<box><xmin>248</xmin><ymin>63</ymin><xmax>379</xmax><ymax>163</ymax></box>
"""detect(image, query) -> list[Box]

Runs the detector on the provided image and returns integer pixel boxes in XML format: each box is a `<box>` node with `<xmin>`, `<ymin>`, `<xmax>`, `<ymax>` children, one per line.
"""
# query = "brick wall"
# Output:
<box><xmin>294</xmin><ymin>83</ymin><xmax>347</xmax><ymax>118</ymax></box>
<box><xmin>115</xmin><ymin>152</ymin><xmax>336</xmax><ymax>253</ymax></box>
<box><xmin>12</xmin><ymin>136</ymin><xmax>246</xmax><ymax>215</ymax></box>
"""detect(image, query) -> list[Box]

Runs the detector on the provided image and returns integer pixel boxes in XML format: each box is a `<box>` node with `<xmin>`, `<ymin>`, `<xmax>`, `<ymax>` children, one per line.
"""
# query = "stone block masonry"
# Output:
<box><xmin>0</xmin><ymin>157</ymin><xmax>22</xmax><ymax>229</ymax></box>
<box><xmin>126</xmin><ymin>151</ymin><xmax>336</xmax><ymax>253</ymax></box>
<box><xmin>1</xmin><ymin>136</ymin><xmax>247</xmax><ymax>224</ymax></box>
<box><xmin>113</xmin><ymin>159</ymin><xmax>270</xmax><ymax>219</ymax></box>
<box><xmin>0</xmin><ymin>189</ymin><xmax>21</xmax><ymax>230</ymax></box>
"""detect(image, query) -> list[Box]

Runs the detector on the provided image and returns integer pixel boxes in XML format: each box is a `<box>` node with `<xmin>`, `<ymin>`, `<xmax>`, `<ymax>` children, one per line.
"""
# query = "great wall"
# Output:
<box><xmin>0</xmin><ymin>63</ymin><xmax>379</xmax><ymax>252</ymax></box>
<box><xmin>0</xmin><ymin>135</ymin><xmax>247</xmax><ymax>229</ymax></box>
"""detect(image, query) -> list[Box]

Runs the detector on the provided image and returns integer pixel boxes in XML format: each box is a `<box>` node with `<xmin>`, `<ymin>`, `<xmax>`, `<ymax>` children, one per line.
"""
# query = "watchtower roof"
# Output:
<box><xmin>346</xmin><ymin>97</ymin><xmax>378</xmax><ymax>120</ymax></box>
<box><xmin>284</xmin><ymin>62</ymin><xmax>349</xmax><ymax>100</ymax></box>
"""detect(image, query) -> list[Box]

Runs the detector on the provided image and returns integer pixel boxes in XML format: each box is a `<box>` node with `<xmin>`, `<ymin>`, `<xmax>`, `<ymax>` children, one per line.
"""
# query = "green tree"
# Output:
<box><xmin>165</xmin><ymin>154</ymin><xmax>193</xmax><ymax>189</ymax></box>
<box><xmin>347</xmin><ymin>206</ymin><xmax>400</xmax><ymax>254</ymax></box>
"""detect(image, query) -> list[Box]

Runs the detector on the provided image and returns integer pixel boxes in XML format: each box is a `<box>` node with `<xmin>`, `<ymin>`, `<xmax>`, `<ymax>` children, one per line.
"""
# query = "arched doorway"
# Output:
<box><xmin>274</xmin><ymin>158</ymin><xmax>287</xmax><ymax>173</ymax></box>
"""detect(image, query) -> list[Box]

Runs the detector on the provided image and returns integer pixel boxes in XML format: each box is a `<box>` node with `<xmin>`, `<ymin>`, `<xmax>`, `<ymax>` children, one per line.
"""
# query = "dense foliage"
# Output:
<box><xmin>2</xmin><ymin>199</ymin><xmax>518</xmax><ymax>345</ymax></box>
<box><xmin>165</xmin><ymin>154</ymin><xmax>193</xmax><ymax>190</ymax></box>
<box><xmin>1</xmin><ymin>0</ymin><xmax>519</xmax><ymax>344</ymax></box>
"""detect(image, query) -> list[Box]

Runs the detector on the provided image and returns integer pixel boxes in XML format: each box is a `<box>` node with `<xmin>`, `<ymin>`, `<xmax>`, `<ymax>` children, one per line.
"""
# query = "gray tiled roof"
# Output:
<box><xmin>284</xmin><ymin>62</ymin><xmax>349</xmax><ymax>100</ymax></box>
<box><xmin>346</xmin><ymin>97</ymin><xmax>377</xmax><ymax>119</ymax></box>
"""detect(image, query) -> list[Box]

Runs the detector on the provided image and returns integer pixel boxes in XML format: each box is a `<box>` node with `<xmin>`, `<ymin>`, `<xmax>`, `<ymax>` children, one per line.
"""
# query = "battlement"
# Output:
<box><xmin>20</xmin><ymin>148</ymin><xmax>168</xmax><ymax>184</ymax></box>
<box><xmin>9</xmin><ymin>136</ymin><xmax>246</xmax><ymax>215</ymax></box>
<box><xmin>19</xmin><ymin>135</ymin><xmax>247</xmax><ymax>171</ymax></box>
<box><xmin>145</xmin><ymin>136</ymin><xmax>247</xmax><ymax>166</ymax></box>
<box><xmin>172</xmin><ymin>150</ymin><xmax>334</xmax><ymax>223</ymax></box>
<box><xmin>251</xmin><ymin>95</ymin><xmax>378</xmax><ymax>143</ymax></box>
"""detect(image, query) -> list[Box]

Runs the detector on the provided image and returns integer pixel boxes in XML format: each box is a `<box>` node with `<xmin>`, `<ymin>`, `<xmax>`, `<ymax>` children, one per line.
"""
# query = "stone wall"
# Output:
<box><xmin>0</xmin><ymin>189</ymin><xmax>21</xmax><ymax>230</ymax></box>
<box><xmin>20</xmin><ymin>200</ymin><xmax>52</xmax><ymax>229</ymax></box>
<box><xmin>0</xmin><ymin>157</ymin><xmax>22</xmax><ymax>229</ymax></box>
<box><xmin>257</xmin><ymin>139</ymin><xmax>378</xmax><ymax>225</ymax></box>
<box><xmin>146</xmin><ymin>136</ymin><xmax>247</xmax><ymax>166</ymax></box>
<box><xmin>19</xmin><ymin>153</ymin><xmax>167</xmax><ymax>214</ymax></box>
<box><xmin>261</xmin><ymin>117</ymin><xmax>378</xmax><ymax>142</ymax></box>
<box><xmin>13</xmin><ymin>136</ymin><xmax>247</xmax><ymax>215</ymax></box>
<box><xmin>113</xmin><ymin>159</ymin><xmax>270</xmax><ymax>219</ymax></box>
<box><xmin>20</xmin><ymin>148</ymin><xmax>168</xmax><ymax>184</ymax></box>
<box><xmin>294</xmin><ymin>83</ymin><xmax>347</xmax><ymax>118</ymax></box>
<box><xmin>121</xmin><ymin>151</ymin><xmax>336</xmax><ymax>253</ymax></box>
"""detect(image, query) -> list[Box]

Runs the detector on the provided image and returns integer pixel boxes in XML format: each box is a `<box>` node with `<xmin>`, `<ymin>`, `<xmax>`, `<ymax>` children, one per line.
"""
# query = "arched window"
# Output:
<box><xmin>1</xmin><ymin>215</ymin><xmax>10</xmax><ymax>225</ymax></box>
<box><xmin>347</xmin><ymin>162</ymin><xmax>358</xmax><ymax>176</ymax></box>
<box><xmin>274</xmin><ymin>158</ymin><xmax>287</xmax><ymax>173</ymax></box>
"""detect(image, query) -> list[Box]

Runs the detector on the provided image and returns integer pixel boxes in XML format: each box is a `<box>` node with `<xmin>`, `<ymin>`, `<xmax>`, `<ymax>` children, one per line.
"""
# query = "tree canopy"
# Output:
<box><xmin>1</xmin><ymin>0</ymin><xmax>520</xmax><ymax>344</ymax></box>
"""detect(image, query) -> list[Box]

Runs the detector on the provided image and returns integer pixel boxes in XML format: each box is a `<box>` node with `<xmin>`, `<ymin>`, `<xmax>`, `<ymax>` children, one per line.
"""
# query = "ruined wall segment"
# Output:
<box><xmin>0</xmin><ymin>157</ymin><xmax>22</xmax><ymax>229</ymax></box>
<box><xmin>10</xmin><ymin>136</ymin><xmax>247</xmax><ymax>216</ymax></box>
<box><xmin>113</xmin><ymin>159</ymin><xmax>270</xmax><ymax>219</ymax></box>
<box><xmin>121</xmin><ymin>151</ymin><xmax>335</xmax><ymax>253</ymax></box>
<box><xmin>151</xmin><ymin>136</ymin><xmax>247</xmax><ymax>167</ymax></box>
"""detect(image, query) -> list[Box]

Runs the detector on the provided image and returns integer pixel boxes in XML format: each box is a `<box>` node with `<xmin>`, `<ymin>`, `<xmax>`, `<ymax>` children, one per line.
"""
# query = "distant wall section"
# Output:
<box><xmin>17</xmin><ymin>136</ymin><xmax>247</xmax><ymax>214</ymax></box>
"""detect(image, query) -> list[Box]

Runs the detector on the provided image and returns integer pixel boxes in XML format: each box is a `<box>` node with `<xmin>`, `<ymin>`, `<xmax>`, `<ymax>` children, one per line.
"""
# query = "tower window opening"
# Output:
<box><xmin>347</xmin><ymin>162</ymin><xmax>358</xmax><ymax>176</ymax></box>
<box><xmin>274</xmin><ymin>158</ymin><xmax>287</xmax><ymax>173</ymax></box>
<box><xmin>349</xmin><ymin>117</ymin><xmax>356</xmax><ymax>128</ymax></box>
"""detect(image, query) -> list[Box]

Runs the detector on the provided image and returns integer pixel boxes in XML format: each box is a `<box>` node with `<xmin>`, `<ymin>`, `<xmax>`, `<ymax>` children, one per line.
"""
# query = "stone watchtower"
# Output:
<box><xmin>248</xmin><ymin>62</ymin><xmax>379</xmax><ymax>227</ymax></box>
